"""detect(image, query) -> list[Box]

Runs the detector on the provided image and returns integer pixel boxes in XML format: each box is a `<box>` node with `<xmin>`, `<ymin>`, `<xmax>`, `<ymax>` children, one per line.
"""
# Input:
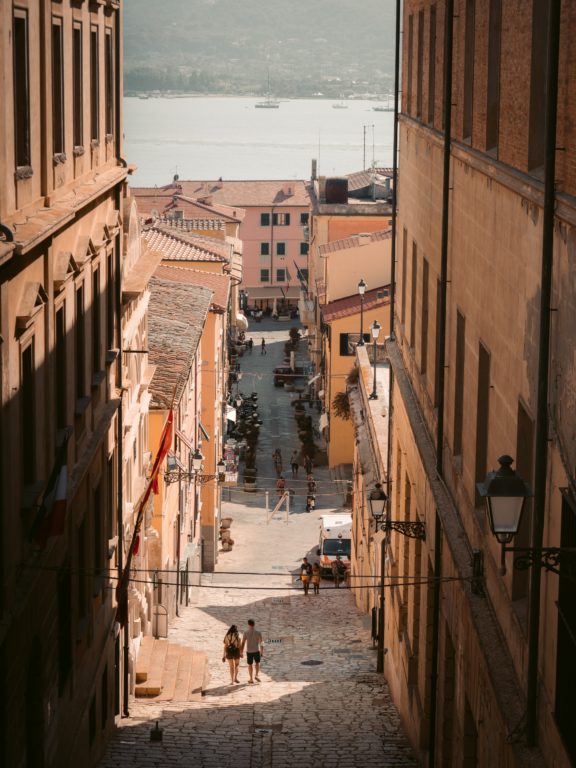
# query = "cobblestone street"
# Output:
<box><xmin>99</xmin><ymin>323</ymin><xmax>417</xmax><ymax>768</ymax></box>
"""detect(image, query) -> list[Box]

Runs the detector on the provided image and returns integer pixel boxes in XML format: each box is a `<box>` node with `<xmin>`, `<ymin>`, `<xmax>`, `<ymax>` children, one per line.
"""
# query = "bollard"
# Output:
<box><xmin>150</xmin><ymin>721</ymin><xmax>163</xmax><ymax>742</ymax></box>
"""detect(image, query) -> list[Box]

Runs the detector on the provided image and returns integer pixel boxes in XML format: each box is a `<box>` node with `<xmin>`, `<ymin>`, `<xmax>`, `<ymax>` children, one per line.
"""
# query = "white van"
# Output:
<box><xmin>317</xmin><ymin>512</ymin><xmax>352</xmax><ymax>574</ymax></box>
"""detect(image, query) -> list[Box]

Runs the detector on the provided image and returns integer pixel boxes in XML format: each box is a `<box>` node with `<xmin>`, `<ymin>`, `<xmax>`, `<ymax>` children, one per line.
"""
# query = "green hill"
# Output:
<box><xmin>123</xmin><ymin>0</ymin><xmax>396</xmax><ymax>97</ymax></box>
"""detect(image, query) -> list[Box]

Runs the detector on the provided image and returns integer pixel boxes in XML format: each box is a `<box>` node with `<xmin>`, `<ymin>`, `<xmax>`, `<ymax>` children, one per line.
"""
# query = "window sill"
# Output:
<box><xmin>73</xmin><ymin>145</ymin><xmax>85</xmax><ymax>158</ymax></box>
<box><xmin>105</xmin><ymin>133</ymin><xmax>114</xmax><ymax>144</ymax></box>
<box><xmin>53</xmin><ymin>153</ymin><xmax>67</xmax><ymax>166</ymax></box>
<box><xmin>92</xmin><ymin>370</ymin><xmax>106</xmax><ymax>388</ymax></box>
<box><xmin>90</xmin><ymin>139</ymin><xmax>100</xmax><ymax>150</ymax></box>
<box><xmin>74</xmin><ymin>395</ymin><xmax>91</xmax><ymax>417</ymax></box>
<box><xmin>15</xmin><ymin>165</ymin><xmax>33</xmax><ymax>181</ymax></box>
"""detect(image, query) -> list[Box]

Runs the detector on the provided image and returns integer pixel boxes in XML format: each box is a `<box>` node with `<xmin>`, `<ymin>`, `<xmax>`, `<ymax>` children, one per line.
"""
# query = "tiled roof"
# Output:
<box><xmin>154</xmin><ymin>215</ymin><xmax>225</xmax><ymax>232</ymax></box>
<box><xmin>346</xmin><ymin>168</ymin><xmax>394</xmax><ymax>192</ymax></box>
<box><xmin>148</xmin><ymin>278</ymin><xmax>213</xmax><ymax>407</ymax></box>
<box><xmin>318</xmin><ymin>229</ymin><xmax>391</xmax><ymax>256</ymax></box>
<box><xmin>322</xmin><ymin>285</ymin><xmax>391</xmax><ymax>323</ymax></box>
<box><xmin>132</xmin><ymin>189</ymin><xmax>243</xmax><ymax>222</ymax></box>
<box><xmin>142</xmin><ymin>225</ymin><xmax>230</xmax><ymax>262</ymax></box>
<box><xmin>136</xmin><ymin>179</ymin><xmax>310</xmax><ymax>208</ymax></box>
<box><xmin>153</xmin><ymin>265</ymin><xmax>230</xmax><ymax>312</ymax></box>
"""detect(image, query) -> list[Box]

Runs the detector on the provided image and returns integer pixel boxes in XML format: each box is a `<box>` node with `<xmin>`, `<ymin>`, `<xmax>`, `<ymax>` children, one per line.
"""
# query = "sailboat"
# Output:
<box><xmin>255</xmin><ymin>68</ymin><xmax>280</xmax><ymax>109</ymax></box>
<box><xmin>332</xmin><ymin>101</ymin><xmax>348</xmax><ymax>109</ymax></box>
<box><xmin>373</xmin><ymin>94</ymin><xmax>394</xmax><ymax>112</ymax></box>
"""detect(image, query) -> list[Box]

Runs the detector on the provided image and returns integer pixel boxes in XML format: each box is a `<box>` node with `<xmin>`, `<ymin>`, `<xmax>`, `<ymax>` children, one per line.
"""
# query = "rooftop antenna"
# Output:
<box><xmin>363</xmin><ymin>124</ymin><xmax>375</xmax><ymax>170</ymax></box>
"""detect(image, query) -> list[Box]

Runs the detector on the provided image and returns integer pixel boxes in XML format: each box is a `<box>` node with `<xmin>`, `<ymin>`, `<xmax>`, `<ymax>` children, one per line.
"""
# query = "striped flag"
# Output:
<box><xmin>30</xmin><ymin>429</ymin><xmax>71</xmax><ymax>547</ymax></box>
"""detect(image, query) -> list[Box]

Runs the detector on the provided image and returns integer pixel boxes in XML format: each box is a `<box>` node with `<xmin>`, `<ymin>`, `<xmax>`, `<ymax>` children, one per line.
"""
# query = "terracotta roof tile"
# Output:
<box><xmin>139</xmin><ymin>179</ymin><xmax>311</xmax><ymax>208</ymax></box>
<box><xmin>142</xmin><ymin>225</ymin><xmax>230</xmax><ymax>262</ymax></box>
<box><xmin>154</xmin><ymin>265</ymin><xmax>230</xmax><ymax>312</ymax></box>
<box><xmin>318</xmin><ymin>229</ymin><xmax>391</xmax><ymax>256</ymax></box>
<box><xmin>322</xmin><ymin>285</ymin><xmax>391</xmax><ymax>322</ymax></box>
<box><xmin>132</xmin><ymin>189</ymin><xmax>243</xmax><ymax>222</ymax></box>
<box><xmin>346</xmin><ymin>168</ymin><xmax>394</xmax><ymax>192</ymax></box>
<box><xmin>148</xmin><ymin>278</ymin><xmax>213</xmax><ymax>407</ymax></box>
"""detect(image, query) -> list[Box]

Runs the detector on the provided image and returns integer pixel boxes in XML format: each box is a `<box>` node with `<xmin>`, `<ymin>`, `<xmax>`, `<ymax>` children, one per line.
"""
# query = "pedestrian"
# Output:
<box><xmin>276</xmin><ymin>475</ymin><xmax>286</xmax><ymax>499</ymax></box>
<box><xmin>331</xmin><ymin>555</ymin><xmax>346</xmax><ymax>588</ymax></box>
<box><xmin>290</xmin><ymin>451</ymin><xmax>299</xmax><ymax>477</ymax></box>
<box><xmin>300</xmin><ymin>557</ymin><xmax>313</xmax><ymax>596</ymax></box>
<box><xmin>261</xmin><ymin>338</ymin><xmax>266</xmax><ymax>355</ymax></box>
<box><xmin>241</xmin><ymin>619</ymin><xmax>264</xmax><ymax>683</ymax></box>
<box><xmin>273</xmin><ymin>448</ymin><xmax>283</xmax><ymax>477</ymax></box>
<box><xmin>248</xmin><ymin>337</ymin><xmax>254</xmax><ymax>353</ymax></box>
<box><xmin>222</xmin><ymin>624</ymin><xmax>241</xmax><ymax>684</ymax></box>
<box><xmin>312</xmin><ymin>562</ymin><xmax>321</xmax><ymax>595</ymax></box>
<box><xmin>307</xmin><ymin>474</ymin><xmax>316</xmax><ymax>494</ymax></box>
<box><xmin>304</xmin><ymin>455</ymin><xmax>313</xmax><ymax>475</ymax></box>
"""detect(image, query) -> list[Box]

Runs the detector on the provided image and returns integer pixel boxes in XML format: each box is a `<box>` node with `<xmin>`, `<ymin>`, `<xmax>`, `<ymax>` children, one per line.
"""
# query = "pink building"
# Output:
<box><xmin>136</xmin><ymin>179</ymin><xmax>311</xmax><ymax>311</ymax></box>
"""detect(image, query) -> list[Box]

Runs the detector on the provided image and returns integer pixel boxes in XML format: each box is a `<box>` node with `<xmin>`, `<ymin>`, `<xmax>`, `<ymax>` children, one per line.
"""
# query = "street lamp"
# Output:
<box><xmin>357</xmin><ymin>278</ymin><xmax>367</xmax><ymax>346</ymax></box>
<box><xmin>164</xmin><ymin>449</ymin><xmax>227</xmax><ymax>486</ymax></box>
<box><xmin>476</xmin><ymin>455</ymin><xmax>532</xmax><ymax>545</ymax></box>
<box><xmin>369</xmin><ymin>320</ymin><xmax>381</xmax><ymax>400</ymax></box>
<box><xmin>477</xmin><ymin>455</ymin><xmax>575</xmax><ymax>577</ymax></box>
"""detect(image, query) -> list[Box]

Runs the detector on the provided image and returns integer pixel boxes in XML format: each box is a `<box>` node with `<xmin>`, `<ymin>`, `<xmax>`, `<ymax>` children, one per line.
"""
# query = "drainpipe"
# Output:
<box><xmin>429</xmin><ymin>0</ymin><xmax>455</xmax><ymax>763</ymax></box>
<box><xmin>526</xmin><ymin>0</ymin><xmax>561</xmax><ymax>747</ymax></box>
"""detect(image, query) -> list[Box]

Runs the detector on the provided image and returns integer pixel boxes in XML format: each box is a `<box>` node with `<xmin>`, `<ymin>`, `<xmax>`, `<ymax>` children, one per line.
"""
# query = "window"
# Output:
<box><xmin>300</xmin><ymin>242</ymin><xmax>309</xmax><ymax>256</ymax></box>
<box><xmin>21</xmin><ymin>343</ymin><xmax>35</xmax><ymax>484</ymax></box>
<box><xmin>90</xmin><ymin>27</ymin><xmax>99</xmax><ymax>142</ymax></box>
<box><xmin>105</xmin><ymin>29</ymin><xmax>114</xmax><ymax>137</ymax></box>
<box><xmin>77</xmin><ymin>517</ymin><xmax>87</xmax><ymax>620</ymax></box>
<box><xmin>463</xmin><ymin>0</ymin><xmax>476</xmax><ymax>141</ymax></box>
<box><xmin>76</xmin><ymin>284</ymin><xmax>85</xmax><ymax>399</ymax></box>
<box><xmin>92</xmin><ymin>269</ymin><xmax>101</xmax><ymax>373</ymax></box>
<box><xmin>57</xmin><ymin>566</ymin><xmax>72</xmax><ymax>694</ymax></box>
<box><xmin>260</xmin><ymin>269</ymin><xmax>270</xmax><ymax>282</ymax></box>
<box><xmin>260</xmin><ymin>242</ymin><xmax>270</xmax><ymax>256</ymax></box>
<box><xmin>434</xmin><ymin>278</ymin><xmax>442</xmax><ymax>406</ymax></box>
<box><xmin>410</xmin><ymin>241</ymin><xmax>418</xmax><ymax>348</ymax></box>
<box><xmin>339</xmin><ymin>333</ymin><xmax>371</xmax><ymax>356</ymax></box>
<box><xmin>528</xmin><ymin>0</ymin><xmax>548</xmax><ymax>170</ymax></box>
<box><xmin>52</xmin><ymin>19</ymin><xmax>65</xmax><ymax>155</ymax></box>
<box><xmin>276</xmin><ymin>242</ymin><xmax>286</xmax><ymax>256</ymax></box>
<box><xmin>401</xmin><ymin>228</ymin><xmax>407</xmax><ymax>325</ymax></box>
<box><xmin>276</xmin><ymin>269</ymin><xmax>286</xmax><ymax>282</ymax></box>
<box><xmin>428</xmin><ymin>6</ymin><xmax>437</xmax><ymax>124</ymax></box>
<box><xmin>420</xmin><ymin>258</ymin><xmax>429</xmax><ymax>374</ymax></box>
<box><xmin>55</xmin><ymin>306</ymin><xmax>67</xmax><ymax>429</ymax></box>
<box><xmin>273</xmin><ymin>212</ymin><xmax>291</xmax><ymax>226</ymax></box>
<box><xmin>260</xmin><ymin>212</ymin><xmax>270</xmax><ymax>226</ymax></box>
<box><xmin>13</xmin><ymin>11</ymin><xmax>31</xmax><ymax>168</ymax></box>
<box><xmin>416</xmin><ymin>10</ymin><xmax>424</xmax><ymax>119</ymax></box>
<box><xmin>101</xmin><ymin>666</ymin><xmax>108</xmax><ymax>730</ymax></box>
<box><xmin>106</xmin><ymin>253</ymin><xmax>114</xmax><ymax>348</ymax></box>
<box><xmin>300</xmin><ymin>212</ymin><xmax>309</xmax><ymax>225</ymax></box>
<box><xmin>73</xmin><ymin>24</ymin><xmax>83</xmax><ymax>148</ymax></box>
<box><xmin>406</xmin><ymin>15</ymin><xmax>414</xmax><ymax>115</ymax></box>
<box><xmin>486</xmin><ymin>0</ymin><xmax>502</xmax><ymax>151</ymax></box>
<box><xmin>93</xmin><ymin>484</ymin><xmax>103</xmax><ymax>586</ymax></box>
<box><xmin>474</xmin><ymin>342</ymin><xmax>490</xmax><ymax>505</ymax></box>
<box><xmin>453</xmin><ymin>311</ymin><xmax>465</xmax><ymax>456</ymax></box>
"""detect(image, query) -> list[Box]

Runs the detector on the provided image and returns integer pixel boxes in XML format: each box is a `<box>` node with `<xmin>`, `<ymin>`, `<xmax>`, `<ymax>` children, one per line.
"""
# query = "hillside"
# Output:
<box><xmin>124</xmin><ymin>0</ymin><xmax>396</xmax><ymax>97</ymax></box>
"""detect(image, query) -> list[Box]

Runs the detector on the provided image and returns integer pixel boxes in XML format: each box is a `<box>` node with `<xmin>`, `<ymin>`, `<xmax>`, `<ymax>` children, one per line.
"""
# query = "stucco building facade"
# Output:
<box><xmin>355</xmin><ymin>1</ymin><xmax>576</xmax><ymax>766</ymax></box>
<box><xmin>0</xmin><ymin>1</ymin><xmax>130</xmax><ymax>765</ymax></box>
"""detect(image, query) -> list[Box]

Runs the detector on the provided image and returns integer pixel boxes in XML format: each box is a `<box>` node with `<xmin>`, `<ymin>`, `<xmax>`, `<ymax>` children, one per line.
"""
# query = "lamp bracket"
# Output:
<box><xmin>376</xmin><ymin>519</ymin><xmax>426</xmax><ymax>540</ymax></box>
<box><xmin>164</xmin><ymin>470</ymin><xmax>225</xmax><ymax>486</ymax></box>
<box><xmin>505</xmin><ymin>546</ymin><xmax>576</xmax><ymax>581</ymax></box>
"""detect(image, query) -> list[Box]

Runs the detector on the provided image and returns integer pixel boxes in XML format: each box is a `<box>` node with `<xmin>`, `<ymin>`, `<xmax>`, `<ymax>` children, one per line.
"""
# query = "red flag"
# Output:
<box><xmin>151</xmin><ymin>410</ymin><xmax>173</xmax><ymax>494</ymax></box>
<box><xmin>30</xmin><ymin>430</ymin><xmax>71</xmax><ymax>547</ymax></box>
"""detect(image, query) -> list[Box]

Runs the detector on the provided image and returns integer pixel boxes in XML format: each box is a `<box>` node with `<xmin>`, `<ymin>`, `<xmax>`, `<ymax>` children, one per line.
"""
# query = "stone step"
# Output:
<box><xmin>135</xmin><ymin>635</ymin><xmax>155</xmax><ymax>684</ymax></box>
<box><xmin>134</xmin><ymin>679</ymin><xmax>162</xmax><ymax>698</ymax></box>
<box><xmin>172</xmin><ymin>646</ymin><xmax>194</xmax><ymax>701</ymax></box>
<box><xmin>189</xmin><ymin>650</ymin><xmax>210</xmax><ymax>701</ymax></box>
<box><xmin>154</xmin><ymin>643</ymin><xmax>182</xmax><ymax>702</ymax></box>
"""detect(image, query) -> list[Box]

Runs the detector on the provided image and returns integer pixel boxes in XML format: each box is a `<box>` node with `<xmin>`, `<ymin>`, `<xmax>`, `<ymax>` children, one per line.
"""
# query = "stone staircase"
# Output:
<box><xmin>135</xmin><ymin>636</ymin><xmax>210</xmax><ymax>702</ymax></box>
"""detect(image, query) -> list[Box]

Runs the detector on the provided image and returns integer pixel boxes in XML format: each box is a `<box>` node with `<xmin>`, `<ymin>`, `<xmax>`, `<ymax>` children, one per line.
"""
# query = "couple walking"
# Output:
<box><xmin>222</xmin><ymin>619</ymin><xmax>264</xmax><ymax>685</ymax></box>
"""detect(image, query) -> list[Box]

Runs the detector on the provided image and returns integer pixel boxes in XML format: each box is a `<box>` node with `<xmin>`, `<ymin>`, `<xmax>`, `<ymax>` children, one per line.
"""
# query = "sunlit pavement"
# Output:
<box><xmin>99</xmin><ymin>321</ymin><xmax>416</xmax><ymax>767</ymax></box>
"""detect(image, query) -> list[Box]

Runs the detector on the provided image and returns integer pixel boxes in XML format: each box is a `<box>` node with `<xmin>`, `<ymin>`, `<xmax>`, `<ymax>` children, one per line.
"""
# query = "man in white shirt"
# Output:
<box><xmin>241</xmin><ymin>618</ymin><xmax>264</xmax><ymax>683</ymax></box>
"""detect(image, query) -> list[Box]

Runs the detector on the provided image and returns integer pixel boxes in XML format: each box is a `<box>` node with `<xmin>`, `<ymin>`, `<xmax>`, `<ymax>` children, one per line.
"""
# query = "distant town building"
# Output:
<box><xmin>135</xmin><ymin>179</ymin><xmax>310</xmax><ymax>313</ymax></box>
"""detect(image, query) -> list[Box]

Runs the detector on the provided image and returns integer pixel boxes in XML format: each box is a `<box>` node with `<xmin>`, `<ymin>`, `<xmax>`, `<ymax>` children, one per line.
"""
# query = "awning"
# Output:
<box><xmin>236</xmin><ymin>312</ymin><xmax>249</xmax><ymax>331</ymax></box>
<box><xmin>319</xmin><ymin>413</ymin><xmax>329</xmax><ymax>431</ymax></box>
<box><xmin>248</xmin><ymin>286</ymin><xmax>300</xmax><ymax>300</ymax></box>
<box><xmin>199</xmin><ymin>421</ymin><xmax>210</xmax><ymax>441</ymax></box>
<box><xmin>226</xmin><ymin>406</ymin><xmax>237</xmax><ymax>423</ymax></box>
<box><xmin>176</xmin><ymin>429</ymin><xmax>194</xmax><ymax>450</ymax></box>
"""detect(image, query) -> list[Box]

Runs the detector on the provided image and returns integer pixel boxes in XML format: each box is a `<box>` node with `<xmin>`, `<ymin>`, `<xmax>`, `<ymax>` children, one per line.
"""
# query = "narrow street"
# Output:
<box><xmin>99</xmin><ymin>321</ymin><xmax>416</xmax><ymax>768</ymax></box>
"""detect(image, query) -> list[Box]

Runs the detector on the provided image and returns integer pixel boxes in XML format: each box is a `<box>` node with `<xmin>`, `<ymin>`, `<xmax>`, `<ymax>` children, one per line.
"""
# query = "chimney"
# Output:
<box><xmin>318</xmin><ymin>176</ymin><xmax>327</xmax><ymax>202</ymax></box>
<box><xmin>311</xmin><ymin>159</ymin><xmax>317</xmax><ymax>180</ymax></box>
